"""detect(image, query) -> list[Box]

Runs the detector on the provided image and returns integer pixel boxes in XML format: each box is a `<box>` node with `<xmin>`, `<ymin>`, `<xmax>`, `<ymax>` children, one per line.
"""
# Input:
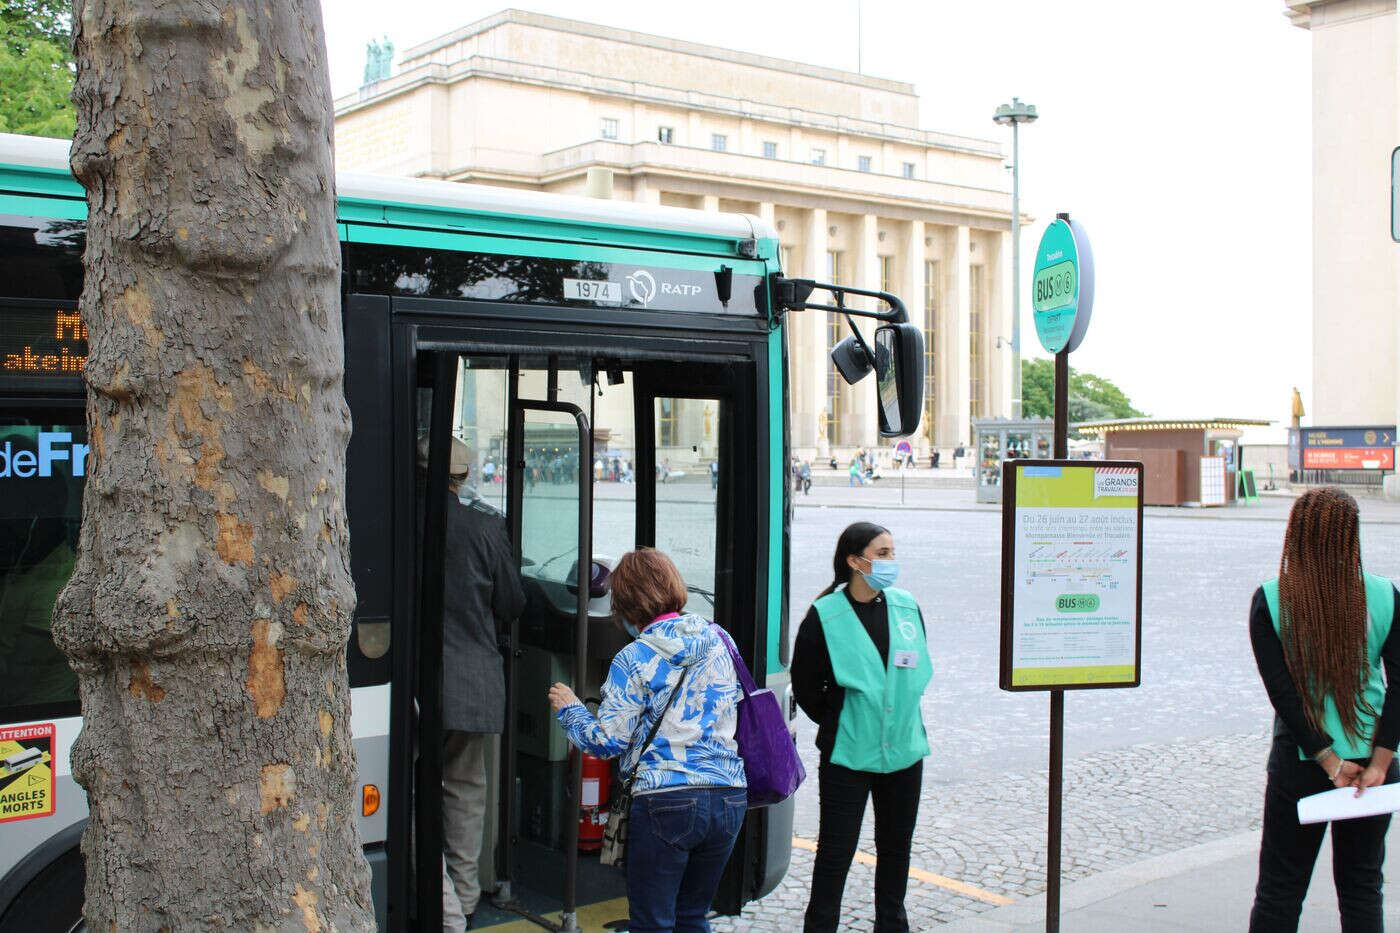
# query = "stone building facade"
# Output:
<box><xmin>334</xmin><ymin>10</ymin><xmax>1017</xmax><ymax>460</ymax></box>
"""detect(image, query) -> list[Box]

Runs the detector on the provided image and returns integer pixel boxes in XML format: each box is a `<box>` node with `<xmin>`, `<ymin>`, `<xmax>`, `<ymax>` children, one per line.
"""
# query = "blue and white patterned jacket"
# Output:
<box><xmin>556</xmin><ymin>613</ymin><xmax>746</xmax><ymax>794</ymax></box>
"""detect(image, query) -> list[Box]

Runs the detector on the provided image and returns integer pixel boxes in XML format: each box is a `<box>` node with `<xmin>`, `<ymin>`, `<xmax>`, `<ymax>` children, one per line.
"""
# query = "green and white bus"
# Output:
<box><xmin>0</xmin><ymin>132</ymin><xmax>921</xmax><ymax>931</ymax></box>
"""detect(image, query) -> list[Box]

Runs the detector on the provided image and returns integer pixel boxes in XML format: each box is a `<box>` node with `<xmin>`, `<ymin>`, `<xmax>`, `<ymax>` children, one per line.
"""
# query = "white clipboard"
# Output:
<box><xmin>1297</xmin><ymin>784</ymin><xmax>1400</xmax><ymax>825</ymax></box>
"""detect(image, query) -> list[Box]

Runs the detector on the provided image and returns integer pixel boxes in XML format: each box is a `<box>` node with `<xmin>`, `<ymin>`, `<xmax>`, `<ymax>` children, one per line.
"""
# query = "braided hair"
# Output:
<box><xmin>817</xmin><ymin>521</ymin><xmax>890</xmax><ymax>599</ymax></box>
<box><xmin>1277</xmin><ymin>487</ymin><xmax>1373</xmax><ymax>740</ymax></box>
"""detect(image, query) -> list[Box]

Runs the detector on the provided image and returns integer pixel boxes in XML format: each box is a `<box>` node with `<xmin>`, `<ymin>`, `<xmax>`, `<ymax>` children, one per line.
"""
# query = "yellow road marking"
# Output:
<box><xmin>791</xmin><ymin>836</ymin><xmax>1013</xmax><ymax>906</ymax></box>
<box><xmin>476</xmin><ymin>896</ymin><xmax>629</xmax><ymax>931</ymax></box>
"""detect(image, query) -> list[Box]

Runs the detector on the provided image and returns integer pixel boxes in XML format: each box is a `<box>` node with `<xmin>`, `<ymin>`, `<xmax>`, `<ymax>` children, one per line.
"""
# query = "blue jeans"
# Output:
<box><xmin>626</xmin><ymin>786</ymin><xmax>747</xmax><ymax>933</ymax></box>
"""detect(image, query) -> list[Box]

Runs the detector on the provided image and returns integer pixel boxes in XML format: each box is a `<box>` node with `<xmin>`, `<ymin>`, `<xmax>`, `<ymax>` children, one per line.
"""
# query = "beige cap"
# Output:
<box><xmin>416</xmin><ymin>435</ymin><xmax>474</xmax><ymax>477</ymax></box>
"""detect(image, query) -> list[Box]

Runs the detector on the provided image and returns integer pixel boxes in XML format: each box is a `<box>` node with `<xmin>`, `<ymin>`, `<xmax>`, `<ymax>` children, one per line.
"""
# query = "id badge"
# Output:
<box><xmin>893</xmin><ymin>649</ymin><xmax>918</xmax><ymax>669</ymax></box>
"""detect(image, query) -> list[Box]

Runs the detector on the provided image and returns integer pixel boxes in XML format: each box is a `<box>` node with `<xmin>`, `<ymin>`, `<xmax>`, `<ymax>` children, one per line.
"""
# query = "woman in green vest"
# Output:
<box><xmin>1249</xmin><ymin>488</ymin><xmax>1400</xmax><ymax>932</ymax></box>
<box><xmin>791</xmin><ymin>521</ymin><xmax>932</xmax><ymax>932</ymax></box>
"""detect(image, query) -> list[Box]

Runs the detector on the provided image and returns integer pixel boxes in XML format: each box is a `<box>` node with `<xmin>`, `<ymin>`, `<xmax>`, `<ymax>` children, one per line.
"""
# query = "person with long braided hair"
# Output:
<box><xmin>1249</xmin><ymin>487</ymin><xmax>1400</xmax><ymax>931</ymax></box>
<box><xmin>790</xmin><ymin>521</ymin><xmax>933</xmax><ymax>932</ymax></box>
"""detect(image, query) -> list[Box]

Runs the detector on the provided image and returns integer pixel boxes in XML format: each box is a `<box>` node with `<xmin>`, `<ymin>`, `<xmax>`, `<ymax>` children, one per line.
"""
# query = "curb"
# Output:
<box><xmin>939</xmin><ymin>830</ymin><xmax>1260</xmax><ymax>931</ymax></box>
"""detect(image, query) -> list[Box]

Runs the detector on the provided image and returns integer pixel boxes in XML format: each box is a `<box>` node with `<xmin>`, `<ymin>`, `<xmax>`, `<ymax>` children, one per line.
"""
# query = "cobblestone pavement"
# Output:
<box><xmin>714</xmin><ymin>731</ymin><xmax>1269</xmax><ymax>930</ymax></box>
<box><xmin>711</xmin><ymin>502</ymin><xmax>1400</xmax><ymax>928</ymax></box>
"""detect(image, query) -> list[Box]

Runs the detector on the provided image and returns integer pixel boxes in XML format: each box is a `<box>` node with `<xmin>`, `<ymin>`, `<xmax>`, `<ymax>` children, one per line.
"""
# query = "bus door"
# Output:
<box><xmin>500</xmin><ymin>396</ymin><xmax>592</xmax><ymax>932</ymax></box>
<box><xmin>413</xmin><ymin>349</ymin><xmax>604</xmax><ymax>932</ymax></box>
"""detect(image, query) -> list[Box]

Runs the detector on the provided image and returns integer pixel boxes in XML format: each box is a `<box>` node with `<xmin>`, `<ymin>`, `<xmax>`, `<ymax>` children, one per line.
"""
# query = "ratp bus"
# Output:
<box><xmin>0</xmin><ymin>132</ymin><xmax>922</xmax><ymax>931</ymax></box>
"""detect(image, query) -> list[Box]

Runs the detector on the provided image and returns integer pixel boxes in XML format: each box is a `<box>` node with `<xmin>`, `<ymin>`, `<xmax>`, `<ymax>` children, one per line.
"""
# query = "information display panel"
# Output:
<box><xmin>1000</xmin><ymin>460</ymin><xmax>1144</xmax><ymax>691</ymax></box>
<box><xmin>0</xmin><ymin>299</ymin><xmax>86</xmax><ymax>392</ymax></box>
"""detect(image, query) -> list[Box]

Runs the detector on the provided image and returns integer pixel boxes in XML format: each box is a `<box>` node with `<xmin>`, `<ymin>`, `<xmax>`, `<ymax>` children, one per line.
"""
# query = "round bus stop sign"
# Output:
<box><xmin>1031</xmin><ymin>216</ymin><xmax>1095</xmax><ymax>354</ymax></box>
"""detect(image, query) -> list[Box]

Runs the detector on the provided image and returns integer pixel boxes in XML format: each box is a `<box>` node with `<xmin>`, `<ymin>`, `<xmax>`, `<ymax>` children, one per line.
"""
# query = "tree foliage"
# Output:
<box><xmin>0</xmin><ymin>0</ymin><xmax>74</xmax><ymax>138</ymax></box>
<box><xmin>1022</xmin><ymin>358</ymin><xmax>1145</xmax><ymax>424</ymax></box>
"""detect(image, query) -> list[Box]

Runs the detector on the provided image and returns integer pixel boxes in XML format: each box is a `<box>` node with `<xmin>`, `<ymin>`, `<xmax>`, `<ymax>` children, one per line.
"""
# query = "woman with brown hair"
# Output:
<box><xmin>1250</xmin><ymin>487</ymin><xmax>1400</xmax><ymax>931</ymax></box>
<box><xmin>547</xmin><ymin>549</ymin><xmax>745</xmax><ymax>933</ymax></box>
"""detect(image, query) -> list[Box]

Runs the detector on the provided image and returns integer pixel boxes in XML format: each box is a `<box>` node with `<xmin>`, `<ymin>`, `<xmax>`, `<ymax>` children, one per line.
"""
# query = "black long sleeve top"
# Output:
<box><xmin>790</xmin><ymin>589</ymin><xmax>925</xmax><ymax>759</ymax></box>
<box><xmin>1249</xmin><ymin>585</ymin><xmax>1400</xmax><ymax>759</ymax></box>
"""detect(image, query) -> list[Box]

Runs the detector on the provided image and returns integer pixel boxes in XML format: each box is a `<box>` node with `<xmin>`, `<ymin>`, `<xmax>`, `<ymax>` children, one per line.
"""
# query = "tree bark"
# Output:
<box><xmin>57</xmin><ymin>2</ymin><xmax>374</xmax><ymax>928</ymax></box>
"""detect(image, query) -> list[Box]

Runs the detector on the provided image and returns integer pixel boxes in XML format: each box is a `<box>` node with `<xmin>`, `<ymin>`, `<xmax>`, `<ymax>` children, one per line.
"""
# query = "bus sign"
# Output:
<box><xmin>1031</xmin><ymin>216</ymin><xmax>1095</xmax><ymax>355</ymax></box>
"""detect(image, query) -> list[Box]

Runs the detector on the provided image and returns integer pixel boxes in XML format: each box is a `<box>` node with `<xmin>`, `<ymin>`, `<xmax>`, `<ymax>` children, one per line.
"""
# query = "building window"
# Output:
<box><xmin>858</xmin><ymin>155</ymin><xmax>873</xmax><ymax>173</ymax></box>
<box><xmin>924</xmin><ymin>260</ymin><xmax>939</xmax><ymax>440</ymax></box>
<box><xmin>763</xmin><ymin>141</ymin><xmax>778</xmax><ymax>159</ymax></box>
<box><xmin>826</xmin><ymin>249</ymin><xmax>843</xmax><ymax>286</ymax></box>
<box><xmin>711</xmin><ymin>134</ymin><xmax>728</xmax><ymax>152</ymax></box>
<box><xmin>657</xmin><ymin>397</ymin><xmax>677</xmax><ymax>447</ymax></box>
<box><xmin>600</xmin><ymin>118</ymin><xmax>619</xmax><ymax>140</ymax></box>
<box><xmin>903</xmin><ymin>162</ymin><xmax>916</xmax><ymax>179</ymax></box>
<box><xmin>879</xmin><ymin>255</ymin><xmax>894</xmax><ymax>294</ymax></box>
<box><xmin>825</xmin><ymin>250</ymin><xmax>845</xmax><ymax>443</ymax></box>
<box><xmin>657</xmin><ymin>126</ymin><xmax>674</xmax><ymax>144</ymax></box>
<box><xmin>827</xmin><ymin>311</ymin><xmax>845</xmax><ymax>443</ymax></box>
<box><xmin>969</xmin><ymin>264</ymin><xmax>985</xmax><ymax>419</ymax></box>
<box><xmin>812</xmin><ymin>148</ymin><xmax>826</xmax><ymax>166</ymax></box>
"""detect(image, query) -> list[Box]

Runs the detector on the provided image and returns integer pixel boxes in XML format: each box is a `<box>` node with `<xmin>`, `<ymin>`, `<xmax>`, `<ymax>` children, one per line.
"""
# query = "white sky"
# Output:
<box><xmin>321</xmin><ymin>0</ymin><xmax>1311</xmax><ymax>443</ymax></box>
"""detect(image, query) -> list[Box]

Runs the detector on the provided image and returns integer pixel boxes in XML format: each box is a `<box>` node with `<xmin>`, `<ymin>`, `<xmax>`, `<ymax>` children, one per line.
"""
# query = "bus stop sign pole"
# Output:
<box><xmin>1048</xmin><ymin>347</ymin><xmax>1069</xmax><ymax>931</ymax></box>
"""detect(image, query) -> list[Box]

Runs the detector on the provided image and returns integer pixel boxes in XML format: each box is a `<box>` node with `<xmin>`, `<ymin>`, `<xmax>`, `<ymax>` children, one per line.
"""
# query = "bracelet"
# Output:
<box><xmin>1330</xmin><ymin>759</ymin><xmax>1344</xmax><ymax>781</ymax></box>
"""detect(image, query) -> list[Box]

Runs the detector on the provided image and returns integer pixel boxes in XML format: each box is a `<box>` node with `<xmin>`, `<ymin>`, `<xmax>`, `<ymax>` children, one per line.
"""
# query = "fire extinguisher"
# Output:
<box><xmin>578</xmin><ymin>750</ymin><xmax>611</xmax><ymax>852</ymax></box>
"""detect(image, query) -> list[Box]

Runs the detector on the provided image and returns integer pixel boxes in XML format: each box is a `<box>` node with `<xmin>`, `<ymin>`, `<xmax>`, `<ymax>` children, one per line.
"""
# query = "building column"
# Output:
<box><xmin>990</xmin><ymin>230</ymin><xmax>1012</xmax><ymax>417</ymax></box>
<box><xmin>701</xmin><ymin>194</ymin><xmax>720</xmax><ymax>212</ymax></box>
<box><xmin>803</xmin><ymin>207</ymin><xmax>829</xmax><ymax>457</ymax></box>
<box><xmin>942</xmin><ymin>225</ymin><xmax>971</xmax><ymax>449</ymax></box>
<box><xmin>634</xmin><ymin>175</ymin><xmax>662</xmax><ymax>205</ymax></box>
<box><xmin>903</xmin><ymin>220</ymin><xmax>928</xmax><ymax>449</ymax></box>
<box><xmin>758</xmin><ymin>201</ymin><xmax>775</xmax><ymax>228</ymax></box>
<box><xmin>849</xmin><ymin>213</ymin><xmax>880</xmax><ymax>448</ymax></box>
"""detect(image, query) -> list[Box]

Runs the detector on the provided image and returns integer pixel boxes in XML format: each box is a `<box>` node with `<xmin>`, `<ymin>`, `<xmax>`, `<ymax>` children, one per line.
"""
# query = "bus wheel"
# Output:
<box><xmin>0</xmin><ymin>846</ymin><xmax>85</xmax><ymax>933</ymax></box>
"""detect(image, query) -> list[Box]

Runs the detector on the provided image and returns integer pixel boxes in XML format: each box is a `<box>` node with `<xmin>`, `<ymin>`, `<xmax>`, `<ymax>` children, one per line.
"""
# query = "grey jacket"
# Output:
<box><xmin>441</xmin><ymin>495</ymin><xmax>525</xmax><ymax>733</ymax></box>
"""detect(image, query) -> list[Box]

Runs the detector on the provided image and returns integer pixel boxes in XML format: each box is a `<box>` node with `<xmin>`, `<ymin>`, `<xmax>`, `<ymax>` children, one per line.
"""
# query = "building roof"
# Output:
<box><xmin>401</xmin><ymin>9</ymin><xmax>917</xmax><ymax>97</ymax></box>
<box><xmin>1074</xmin><ymin>417</ymin><xmax>1274</xmax><ymax>436</ymax></box>
<box><xmin>0</xmin><ymin>133</ymin><xmax>777</xmax><ymax>243</ymax></box>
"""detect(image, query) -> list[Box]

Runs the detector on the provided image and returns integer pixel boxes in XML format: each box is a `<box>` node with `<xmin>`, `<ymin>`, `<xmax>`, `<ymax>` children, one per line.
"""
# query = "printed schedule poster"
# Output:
<box><xmin>999</xmin><ymin>461</ymin><xmax>1144</xmax><ymax>691</ymax></box>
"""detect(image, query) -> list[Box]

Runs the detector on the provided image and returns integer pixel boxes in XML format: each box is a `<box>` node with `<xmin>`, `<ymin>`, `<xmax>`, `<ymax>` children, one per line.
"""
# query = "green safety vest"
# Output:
<box><xmin>1263</xmin><ymin>572</ymin><xmax>1395</xmax><ymax>760</ymax></box>
<box><xmin>815</xmin><ymin>586</ymin><xmax>932</xmax><ymax>773</ymax></box>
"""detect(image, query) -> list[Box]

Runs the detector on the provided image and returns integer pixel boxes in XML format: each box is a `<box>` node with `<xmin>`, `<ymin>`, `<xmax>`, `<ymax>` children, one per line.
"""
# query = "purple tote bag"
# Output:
<box><xmin>712</xmin><ymin>624</ymin><xmax>806</xmax><ymax>807</ymax></box>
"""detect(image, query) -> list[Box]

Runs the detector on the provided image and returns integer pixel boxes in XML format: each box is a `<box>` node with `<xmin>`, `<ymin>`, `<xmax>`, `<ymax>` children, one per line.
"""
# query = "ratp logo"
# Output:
<box><xmin>627</xmin><ymin>269</ymin><xmax>656</xmax><ymax>305</ymax></box>
<box><xmin>0</xmin><ymin>432</ymin><xmax>89</xmax><ymax>479</ymax></box>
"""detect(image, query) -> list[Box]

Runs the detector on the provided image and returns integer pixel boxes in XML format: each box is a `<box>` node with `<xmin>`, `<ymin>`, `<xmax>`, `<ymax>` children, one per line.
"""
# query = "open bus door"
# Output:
<box><xmin>411</xmin><ymin>349</ymin><xmax>604</xmax><ymax>932</ymax></box>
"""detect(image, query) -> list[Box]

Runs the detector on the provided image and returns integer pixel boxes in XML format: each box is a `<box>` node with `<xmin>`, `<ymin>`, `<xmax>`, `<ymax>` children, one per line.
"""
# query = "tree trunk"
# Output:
<box><xmin>56</xmin><ymin>2</ymin><xmax>374</xmax><ymax>927</ymax></box>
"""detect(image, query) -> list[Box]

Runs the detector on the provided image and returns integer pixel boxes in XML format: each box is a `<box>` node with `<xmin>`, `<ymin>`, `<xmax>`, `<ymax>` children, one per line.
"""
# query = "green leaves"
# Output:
<box><xmin>0</xmin><ymin>2</ymin><xmax>73</xmax><ymax>139</ymax></box>
<box><xmin>1021</xmin><ymin>358</ymin><xmax>1145</xmax><ymax>426</ymax></box>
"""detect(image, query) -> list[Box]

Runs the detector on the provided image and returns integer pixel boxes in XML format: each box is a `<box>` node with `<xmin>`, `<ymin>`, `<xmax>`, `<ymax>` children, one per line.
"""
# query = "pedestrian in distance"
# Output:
<box><xmin>549</xmin><ymin>549</ymin><xmax>746</xmax><ymax>933</ymax></box>
<box><xmin>799</xmin><ymin>460</ymin><xmax>812</xmax><ymax>496</ymax></box>
<box><xmin>1248</xmin><ymin>488</ymin><xmax>1400</xmax><ymax>932</ymax></box>
<box><xmin>791</xmin><ymin>522</ymin><xmax>933</xmax><ymax>933</ymax></box>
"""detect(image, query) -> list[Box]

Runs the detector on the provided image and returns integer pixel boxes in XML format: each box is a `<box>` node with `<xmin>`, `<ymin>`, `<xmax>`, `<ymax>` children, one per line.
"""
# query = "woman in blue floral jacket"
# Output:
<box><xmin>549</xmin><ymin>549</ymin><xmax>746</xmax><ymax>933</ymax></box>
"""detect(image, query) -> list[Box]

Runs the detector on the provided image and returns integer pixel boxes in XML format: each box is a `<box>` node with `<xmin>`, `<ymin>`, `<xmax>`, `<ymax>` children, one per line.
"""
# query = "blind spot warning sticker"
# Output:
<box><xmin>0</xmin><ymin>723</ymin><xmax>55</xmax><ymax>823</ymax></box>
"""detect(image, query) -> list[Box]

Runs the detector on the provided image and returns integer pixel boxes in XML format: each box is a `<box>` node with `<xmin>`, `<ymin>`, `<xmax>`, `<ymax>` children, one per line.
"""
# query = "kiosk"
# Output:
<box><xmin>972</xmin><ymin>417</ymin><xmax>1054</xmax><ymax>503</ymax></box>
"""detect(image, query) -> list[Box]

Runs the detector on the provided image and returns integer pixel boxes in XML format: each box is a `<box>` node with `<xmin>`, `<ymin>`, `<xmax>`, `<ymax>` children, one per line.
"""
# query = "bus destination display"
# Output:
<box><xmin>0</xmin><ymin>302</ymin><xmax>87</xmax><ymax>388</ymax></box>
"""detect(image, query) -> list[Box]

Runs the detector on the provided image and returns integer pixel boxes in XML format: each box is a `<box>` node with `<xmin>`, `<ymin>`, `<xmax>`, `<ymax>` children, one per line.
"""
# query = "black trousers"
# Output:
<box><xmin>803</xmin><ymin>758</ymin><xmax>922</xmax><ymax>933</ymax></box>
<box><xmin>1249</xmin><ymin>738</ymin><xmax>1399</xmax><ymax>933</ymax></box>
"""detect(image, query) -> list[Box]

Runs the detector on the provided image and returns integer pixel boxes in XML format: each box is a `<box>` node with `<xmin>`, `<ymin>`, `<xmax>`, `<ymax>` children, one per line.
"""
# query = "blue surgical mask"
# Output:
<box><xmin>860</xmin><ymin>558</ymin><xmax>899</xmax><ymax>591</ymax></box>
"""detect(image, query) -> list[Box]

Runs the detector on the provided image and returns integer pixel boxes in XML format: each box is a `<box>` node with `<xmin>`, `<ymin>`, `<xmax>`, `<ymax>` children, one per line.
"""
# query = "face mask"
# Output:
<box><xmin>624</xmin><ymin>621</ymin><xmax>642</xmax><ymax>639</ymax></box>
<box><xmin>860</xmin><ymin>558</ymin><xmax>899</xmax><ymax>591</ymax></box>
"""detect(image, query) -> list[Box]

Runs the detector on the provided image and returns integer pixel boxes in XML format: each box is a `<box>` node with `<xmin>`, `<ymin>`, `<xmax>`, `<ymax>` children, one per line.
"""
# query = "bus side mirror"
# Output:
<box><xmin>874</xmin><ymin>323</ymin><xmax>924</xmax><ymax>438</ymax></box>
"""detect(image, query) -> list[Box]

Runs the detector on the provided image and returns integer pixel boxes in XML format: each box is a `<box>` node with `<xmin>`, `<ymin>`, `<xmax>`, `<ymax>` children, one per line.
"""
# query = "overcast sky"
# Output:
<box><xmin>322</xmin><ymin>0</ymin><xmax>1311</xmax><ymax>443</ymax></box>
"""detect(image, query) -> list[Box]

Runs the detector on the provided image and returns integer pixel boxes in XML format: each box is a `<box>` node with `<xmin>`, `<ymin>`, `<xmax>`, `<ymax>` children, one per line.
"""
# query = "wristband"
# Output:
<box><xmin>1330</xmin><ymin>759</ymin><xmax>1345</xmax><ymax>781</ymax></box>
<box><xmin>1313</xmin><ymin>746</ymin><xmax>1335</xmax><ymax>764</ymax></box>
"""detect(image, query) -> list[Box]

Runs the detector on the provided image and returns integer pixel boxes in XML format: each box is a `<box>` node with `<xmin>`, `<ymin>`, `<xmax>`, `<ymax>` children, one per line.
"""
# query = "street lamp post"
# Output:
<box><xmin>994</xmin><ymin>97</ymin><xmax>1038</xmax><ymax>419</ymax></box>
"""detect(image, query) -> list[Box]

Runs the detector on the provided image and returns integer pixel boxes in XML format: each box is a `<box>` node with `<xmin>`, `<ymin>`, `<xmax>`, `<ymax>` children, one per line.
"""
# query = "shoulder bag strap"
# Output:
<box><xmin>621</xmin><ymin>666</ymin><xmax>689</xmax><ymax>792</ymax></box>
<box><xmin>710</xmin><ymin>622</ymin><xmax>758</xmax><ymax>697</ymax></box>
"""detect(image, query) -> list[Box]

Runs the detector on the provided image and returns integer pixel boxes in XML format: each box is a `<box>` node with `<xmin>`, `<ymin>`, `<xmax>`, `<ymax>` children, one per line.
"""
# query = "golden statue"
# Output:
<box><xmin>1290</xmin><ymin>386</ymin><xmax>1305</xmax><ymax>429</ymax></box>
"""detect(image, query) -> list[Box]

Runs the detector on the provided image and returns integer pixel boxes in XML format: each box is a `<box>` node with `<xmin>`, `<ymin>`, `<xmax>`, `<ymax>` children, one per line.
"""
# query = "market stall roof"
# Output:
<box><xmin>1074</xmin><ymin>417</ymin><xmax>1272</xmax><ymax>437</ymax></box>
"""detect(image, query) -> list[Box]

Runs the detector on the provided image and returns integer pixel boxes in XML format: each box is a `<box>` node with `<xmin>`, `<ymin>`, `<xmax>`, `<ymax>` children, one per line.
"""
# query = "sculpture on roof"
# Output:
<box><xmin>362</xmin><ymin>36</ymin><xmax>394</xmax><ymax>85</ymax></box>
